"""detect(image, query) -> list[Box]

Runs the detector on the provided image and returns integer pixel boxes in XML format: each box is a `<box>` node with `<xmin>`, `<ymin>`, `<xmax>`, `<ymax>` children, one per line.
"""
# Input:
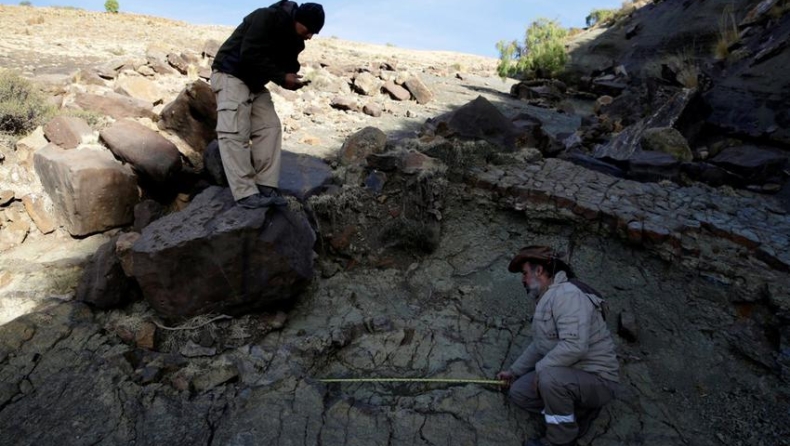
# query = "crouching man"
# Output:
<box><xmin>497</xmin><ymin>246</ymin><xmax>620</xmax><ymax>446</ymax></box>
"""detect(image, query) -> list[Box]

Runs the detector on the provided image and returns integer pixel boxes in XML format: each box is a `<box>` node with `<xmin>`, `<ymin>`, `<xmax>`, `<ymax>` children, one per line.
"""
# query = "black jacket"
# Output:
<box><xmin>212</xmin><ymin>1</ymin><xmax>304</xmax><ymax>92</ymax></box>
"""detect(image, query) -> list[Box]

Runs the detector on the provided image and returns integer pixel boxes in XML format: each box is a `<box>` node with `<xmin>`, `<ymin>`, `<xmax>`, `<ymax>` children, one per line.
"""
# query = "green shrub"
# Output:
<box><xmin>104</xmin><ymin>0</ymin><xmax>119</xmax><ymax>13</ymax></box>
<box><xmin>19</xmin><ymin>1</ymin><xmax>32</xmax><ymax>6</ymax></box>
<box><xmin>496</xmin><ymin>18</ymin><xmax>568</xmax><ymax>80</ymax></box>
<box><xmin>586</xmin><ymin>8</ymin><xmax>618</xmax><ymax>27</ymax></box>
<box><xmin>0</xmin><ymin>71</ymin><xmax>52</xmax><ymax>135</ymax></box>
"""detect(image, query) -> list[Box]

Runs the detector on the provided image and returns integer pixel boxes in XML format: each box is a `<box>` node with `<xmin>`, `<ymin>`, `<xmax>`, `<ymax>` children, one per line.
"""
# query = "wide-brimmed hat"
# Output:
<box><xmin>507</xmin><ymin>245</ymin><xmax>571</xmax><ymax>274</ymax></box>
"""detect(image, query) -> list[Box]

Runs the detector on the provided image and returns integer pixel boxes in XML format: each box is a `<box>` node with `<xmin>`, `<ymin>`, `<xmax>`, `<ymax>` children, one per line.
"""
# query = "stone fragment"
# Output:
<box><xmin>0</xmin><ymin>191</ymin><xmax>14</xmax><ymax>207</ymax></box>
<box><xmin>618</xmin><ymin>311</ymin><xmax>639</xmax><ymax>342</ymax></box>
<box><xmin>115</xmin><ymin>76</ymin><xmax>164</xmax><ymax>105</ymax></box>
<box><xmin>352</xmin><ymin>72</ymin><xmax>382</xmax><ymax>96</ymax></box>
<box><xmin>116</xmin><ymin>232</ymin><xmax>141</xmax><ymax>277</ymax></box>
<box><xmin>43</xmin><ymin>116</ymin><xmax>93</xmax><ymax>150</ymax></box>
<box><xmin>338</xmin><ymin>127</ymin><xmax>387</xmax><ymax>166</ymax></box>
<box><xmin>133</xmin><ymin>200</ymin><xmax>166</xmax><ymax>232</ymax></box>
<box><xmin>363</xmin><ymin>103</ymin><xmax>382</xmax><ymax>117</ymax></box>
<box><xmin>403</xmin><ymin>76</ymin><xmax>433</xmax><ymax>104</ymax></box>
<box><xmin>383</xmin><ymin>80</ymin><xmax>411</xmax><ymax>101</ymax></box>
<box><xmin>330</xmin><ymin>96</ymin><xmax>360</xmax><ymax>112</ymax></box>
<box><xmin>21</xmin><ymin>194</ymin><xmax>56</xmax><ymax>234</ymax></box>
<box><xmin>166</xmin><ymin>53</ymin><xmax>190</xmax><ymax>75</ymax></box>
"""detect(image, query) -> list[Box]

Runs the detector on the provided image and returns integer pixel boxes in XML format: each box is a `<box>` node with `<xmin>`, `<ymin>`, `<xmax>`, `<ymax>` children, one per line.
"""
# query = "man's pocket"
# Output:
<box><xmin>216</xmin><ymin>101</ymin><xmax>239</xmax><ymax>133</ymax></box>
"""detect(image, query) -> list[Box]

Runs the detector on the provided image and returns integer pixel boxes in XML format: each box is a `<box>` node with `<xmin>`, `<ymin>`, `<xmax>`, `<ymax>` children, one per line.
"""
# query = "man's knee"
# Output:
<box><xmin>536</xmin><ymin>367</ymin><xmax>570</xmax><ymax>394</ymax></box>
<box><xmin>508</xmin><ymin>374</ymin><xmax>542</xmax><ymax>412</ymax></box>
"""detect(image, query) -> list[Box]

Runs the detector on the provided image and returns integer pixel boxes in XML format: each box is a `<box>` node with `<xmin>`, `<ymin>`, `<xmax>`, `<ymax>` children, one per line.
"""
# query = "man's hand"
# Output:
<box><xmin>496</xmin><ymin>371</ymin><xmax>515</xmax><ymax>389</ymax></box>
<box><xmin>284</xmin><ymin>73</ymin><xmax>308</xmax><ymax>90</ymax></box>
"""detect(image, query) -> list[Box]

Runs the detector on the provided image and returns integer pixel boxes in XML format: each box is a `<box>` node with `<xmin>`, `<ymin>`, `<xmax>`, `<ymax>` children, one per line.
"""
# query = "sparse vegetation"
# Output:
<box><xmin>0</xmin><ymin>70</ymin><xmax>52</xmax><ymax>135</ymax></box>
<box><xmin>664</xmin><ymin>49</ymin><xmax>700</xmax><ymax>88</ymax></box>
<box><xmin>586</xmin><ymin>8</ymin><xmax>618</xmax><ymax>27</ymax></box>
<box><xmin>715</xmin><ymin>4</ymin><xmax>739</xmax><ymax>60</ymax></box>
<box><xmin>19</xmin><ymin>1</ymin><xmax>32</xmax><ymax>6</ymax></box>
<box><xmin>496</xmin><ymin>18</ymin><xmax>568</xmax><ymax>79</ymax></box>
<box><xmin>104</xmin><ymin>0</ymin><xmax>119</xmax><ymax>14</ymax></box>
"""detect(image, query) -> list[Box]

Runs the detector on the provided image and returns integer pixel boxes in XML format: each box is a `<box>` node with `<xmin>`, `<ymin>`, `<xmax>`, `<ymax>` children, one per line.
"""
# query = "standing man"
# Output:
<box><xmin>211</xmin><ymin>1</ymin><xmax>325</xmax><ymax>208</ymax></box>
<box><xmin>497</xmin><ymin>246</ymin><xmax>620</xmax><ymax>446</ymax></box>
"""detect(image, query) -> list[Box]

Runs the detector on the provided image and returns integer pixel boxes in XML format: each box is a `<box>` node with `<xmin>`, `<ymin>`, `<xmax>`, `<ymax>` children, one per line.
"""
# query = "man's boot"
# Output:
<box><xmin>576</xmin><ymin>407</ymin><xmax>602</xmax><ymax>439</ymax></box>
<box><xmin>257</xmin><ymin>185</ymin><xmax>287</xmax><ymax>206</ymax></box>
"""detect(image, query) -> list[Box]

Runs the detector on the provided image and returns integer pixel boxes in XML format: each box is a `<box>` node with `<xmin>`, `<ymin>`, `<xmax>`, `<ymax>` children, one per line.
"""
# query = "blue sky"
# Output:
<box><xmin>7</xmin><ymin>0</ymin><xmax>627</xmax><ymax>57</ymax></box>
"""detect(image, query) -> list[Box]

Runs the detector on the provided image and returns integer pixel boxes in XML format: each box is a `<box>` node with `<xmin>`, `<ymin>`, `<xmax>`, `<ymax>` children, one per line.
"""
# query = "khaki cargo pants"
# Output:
<box><xmin>210</xmin><ymin>71</ymin><xmax>282</xmax><ymax>201</ymax></box>
<box><xmin>509</xmin><ymin>367</ymin><xmax>618</xmax><ymax>445</ymax></box>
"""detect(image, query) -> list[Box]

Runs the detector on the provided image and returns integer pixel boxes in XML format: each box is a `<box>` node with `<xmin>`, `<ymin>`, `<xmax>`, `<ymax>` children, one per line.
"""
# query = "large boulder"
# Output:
<box><xmin>424</xmin><ymin>96</ymin><xmax>521</xmax><ymax>151</ymax></box>
<box><xmin>100</xmin><ymin>120</ymin><xmax>183</xmax><ymax>185</ymax></box>
<box><xmin>158</xmin><ymin>81</ymin><xmax>217</xmax><ymax>155</ymax></box>
<box><xmin>34</xmin><ymin>144</ymin><xmax>138</xmax><ymax>236</ymax></box>
<box><xmin>130</xmin><ymin>186</ymin><xmax>316</xmax><ymax>318</ymax></box>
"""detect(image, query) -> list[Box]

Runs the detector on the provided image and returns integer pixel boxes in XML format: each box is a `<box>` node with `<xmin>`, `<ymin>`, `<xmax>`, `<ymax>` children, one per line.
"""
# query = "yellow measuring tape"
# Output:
<box><xmin>318</xmin><ymin>378</ymin><xmax>506</xmax><ymax>386</ymax></box>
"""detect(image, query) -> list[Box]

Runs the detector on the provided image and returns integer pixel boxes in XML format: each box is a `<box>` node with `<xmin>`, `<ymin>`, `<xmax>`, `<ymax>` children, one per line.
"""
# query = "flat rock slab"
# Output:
<box><xmin>74</xmin><ymin>91</ymin><xmax>157</xmax><ymax>121</ymax></box>
<box><xmin>0</xmin><ymin>233</ymin><xmax>110</xmax><ymax>324</ymax></box>
<box><xmin>131</xmin><ymin>186</ymin><xmax>316</xmax><ymax>318</ymax></box>
<box><xmin>469</xmin><ymin>158</ymin><xmax>790</xmax><ymax>310</ymax></box>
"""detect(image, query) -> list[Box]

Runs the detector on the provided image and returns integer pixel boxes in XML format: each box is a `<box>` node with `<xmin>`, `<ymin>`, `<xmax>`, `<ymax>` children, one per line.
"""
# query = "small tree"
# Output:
<box><xmin>104</xmin><ymin>0</ymin><xmax>119</xmax><ymax>13</ymax></box>
<box><xmin>496</xmin><ymin>18</ymin><xmax>569</xmax><ymax>80</ymax></box>
<box><xmin>19</xmin><ymin>1</ymin><xmax>33</xmax><ymax>6</ymax></box>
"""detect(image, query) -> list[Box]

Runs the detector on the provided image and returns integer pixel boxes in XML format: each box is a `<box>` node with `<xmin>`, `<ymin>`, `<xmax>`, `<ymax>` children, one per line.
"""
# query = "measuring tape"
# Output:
<box><xmin>318</xmin><ymin>377</ymin><xmax>506</xmax><ymax>386</ymax></box>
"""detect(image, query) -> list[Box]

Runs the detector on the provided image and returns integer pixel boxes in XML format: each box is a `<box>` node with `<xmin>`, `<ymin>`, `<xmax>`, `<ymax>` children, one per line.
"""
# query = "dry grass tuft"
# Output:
<box><xmin>715</xmin><ymin>4</ymin><xmax>740</xmax><ymax>60</ymax></box>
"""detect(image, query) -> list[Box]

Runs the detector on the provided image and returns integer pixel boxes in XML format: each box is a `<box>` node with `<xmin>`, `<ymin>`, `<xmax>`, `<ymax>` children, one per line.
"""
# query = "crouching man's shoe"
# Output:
<box><xmin>257</xmin><ymin>185</ymin><xmax>288</xmax><ymax>207</ymax></box>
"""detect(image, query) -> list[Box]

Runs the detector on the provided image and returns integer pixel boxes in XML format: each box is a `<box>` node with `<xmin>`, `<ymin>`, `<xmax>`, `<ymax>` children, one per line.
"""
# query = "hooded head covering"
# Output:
<box><xmin>295</xmin><ymin>3</ymin><xmax>325</xmax><ymax>34</ymax></box>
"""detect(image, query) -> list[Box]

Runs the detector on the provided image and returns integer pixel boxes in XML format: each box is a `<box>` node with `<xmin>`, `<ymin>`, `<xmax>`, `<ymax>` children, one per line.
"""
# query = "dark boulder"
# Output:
<box><xmin>131</xmin><ymin>186</ymin><xmax>315</xmax><ymax>318</ymax></box>
<box><xmin>424</xmin><ymin>96</ymin><xmax>521</xmax><ymax>151</ymax></box>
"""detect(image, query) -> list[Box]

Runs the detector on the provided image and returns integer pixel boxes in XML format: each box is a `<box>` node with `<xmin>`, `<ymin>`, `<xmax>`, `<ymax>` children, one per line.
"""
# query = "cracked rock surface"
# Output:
<box><xmin>1</xmin><ymin>170</ymin><xmax>788</xmax><ymax>445</ymax></box>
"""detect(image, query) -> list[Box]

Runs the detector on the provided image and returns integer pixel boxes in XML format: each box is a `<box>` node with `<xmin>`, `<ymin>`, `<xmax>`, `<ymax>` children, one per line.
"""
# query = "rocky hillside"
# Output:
<box><xmin>0</xmin><ymin>3</ymin><xmax>789</xmax><ymax>446</ymax></box>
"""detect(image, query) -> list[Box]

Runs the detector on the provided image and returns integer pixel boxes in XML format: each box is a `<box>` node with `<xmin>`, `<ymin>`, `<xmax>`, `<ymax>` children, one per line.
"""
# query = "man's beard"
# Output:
<box><xmin>524</xmin><ymin>279</ymin><xmax>541</xmax><ymax>299</ymax></box>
